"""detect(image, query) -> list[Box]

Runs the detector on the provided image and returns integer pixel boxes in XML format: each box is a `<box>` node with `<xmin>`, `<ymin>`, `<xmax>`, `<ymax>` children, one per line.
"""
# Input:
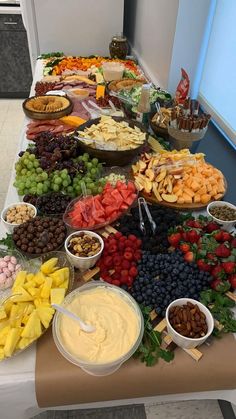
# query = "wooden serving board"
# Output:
<box><xmin>79</xmin><ymin>224</ymin><xmax>236</xmax><ymax>363</ymax></box>
<box><xmin>141</xmin><ymin>189</ymin><xmax>226</xmax><ymax>211</ymax></box>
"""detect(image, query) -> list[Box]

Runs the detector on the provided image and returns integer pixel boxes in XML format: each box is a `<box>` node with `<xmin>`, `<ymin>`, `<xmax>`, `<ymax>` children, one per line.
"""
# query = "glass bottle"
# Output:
<box><xmin>109</xmin><ymin>35</ymin><xmax>129</xmax><ymax>60</ymax></box>
<box><xmin>136</xmin><ymin>84</ymin><xmax>151</xmax><ymax>127</ymax></box>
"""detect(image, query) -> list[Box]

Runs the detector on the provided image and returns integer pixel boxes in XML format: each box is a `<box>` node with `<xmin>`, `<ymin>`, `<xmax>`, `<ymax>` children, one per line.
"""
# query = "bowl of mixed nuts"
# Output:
<box><xmin>207</xmin><ymin>201</ymin><xmax>236</xmax><ymax>231</ymax></box>
<box><xmin>166</xmin><ymin>298</ymin><xmax>214</xmax><ymax>349</ymax></box>
<box><xmin>65</xmin><ymin>231</ymin><xmax>104</xmax><ymax>271</ymax></box>
<box><xmin>1</xmin><ymin>202</ymin><xmax>37</xmax><ymax>233</ymax></box>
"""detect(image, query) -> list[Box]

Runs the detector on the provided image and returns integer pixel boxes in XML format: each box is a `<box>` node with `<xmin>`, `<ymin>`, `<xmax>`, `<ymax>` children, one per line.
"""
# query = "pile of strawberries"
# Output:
<box><xmin>168</xmin><ymin>217</ymin><xmax>236</xmax><ymax>290</ymax></box>
<box><xmin>96</xmin><ymin>232</ymin><xmax>142</xmax><ymax>287</ymax></box>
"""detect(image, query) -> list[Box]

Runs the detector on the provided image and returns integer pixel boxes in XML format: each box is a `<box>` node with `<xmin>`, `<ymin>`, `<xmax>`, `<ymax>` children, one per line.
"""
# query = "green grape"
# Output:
<box><xmin>67</xmin><ymin>186</ymin><xmax>73</xmax><ymax>194</ymax></box>
<box><xmin>86</xmin><ymin>188</ymin><xmax>92</xmax><ymax>195</ymax></box>
<box><xmin>53</xmin><ymin>184</ymin><xmax>60</xmax><ymax>192</ymax></box>
<box><xmin>92</xmin><ymin>158</ymin><xmax>99</xmax><ymax>166</ymax></box>
<box><xmin>30</xmin><ymin>187</ymin><xmax>37</xmax><ymax>194</ymax></box>
<box><xmin>33</xmin><ymin>160</ymin><xmax>39</xmax><ymax>168</ymax></box>
<box><xmin>61</xmin><ymin>172</ymin><xmax>67</xmax><ymax>180</ymax></box>
<box><xmin>86</xmin><ymin>162</ymin><xmax>93</xmax><ymax>169</ymax></box>
<box><xmin>24</xmin><ymin>159</ymin><xmax>29</xmax><ymax>166</ymax></box>
<box><xmin>90</xmin><ymin>168</ymin><xmax>98</xmax><ymax>176</ymax></box>
<box><xmin>85</xmin><ymin>177</ymin><xmax>92</xmax><ymax>184</ymax></box>
<box><xmin>54</xmin><ymin>177</ymin><xmax>62</xmax><ymax>185</ymax></box>
<box><xmin>98</xmin><ymin>186</ymin><xmax>103</xmax><ymax>193</ymax></box>
<box><xmin>88</xmin><ymin>183</ymin><xmax>95</xmax><ymax>190</ymax></box>
<box><xmin>21</xmin><ymin>169</ymin><xmax>27</xmax><ymax>175</ymax></box>
<box><xmin>75</xmin><ymin>185</ymin><xmax>81</xmax><ymax>193</ymax></box>
<box><xmin>43</xmin><ymin>184</ymin><xmax>48</xmax><ymax>193</ymax></box>
<box><xmin>62</xmin><ymin>180</ymin><xmax>69</xmax><ymax>187</ymax></box>
<box><xmin>82</xmin><ymin>155</ymin><xmax>89</xmax><ymax>162</ymax></box>
<box><xmin>29</xmin><ymin>154</ymin><xmax>35</xmax><ymax>161</ymax></box>
<box><xmin>42</xmin><ymin>172</ymin><xmax>48</xmax><ymax>180</ymax></box>
<box><xmin>77</xmin><ymin>156</ymin><xmax>83</xmax><ymax>162</ymax></box>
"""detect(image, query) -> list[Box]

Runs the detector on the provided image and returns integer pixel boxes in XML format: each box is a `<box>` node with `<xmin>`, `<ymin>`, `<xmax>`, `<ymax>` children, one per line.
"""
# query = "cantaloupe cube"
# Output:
<box><xmin>194</xmin><ymin>195</ymin><xmax>201</xmax><ymax>203</ymax></box>
<box><xmin>200</xmin><ymin>193</ymin><xmax>211</xmax><ymax>204</ymax></box>
<box><xmin>177</xmin><ymin>197</ymin><xmax>185</xmax><ymax>204</ymax></box>
<box><xmin>182</xmin><ymin>193</ymin><xmax>192</xmax><ymax>204</ymax></box>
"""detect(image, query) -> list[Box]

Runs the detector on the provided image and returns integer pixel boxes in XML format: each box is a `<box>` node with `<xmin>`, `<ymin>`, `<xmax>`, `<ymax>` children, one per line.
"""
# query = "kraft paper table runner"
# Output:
<box><xmin>36</xmin><ymin>329</ymin><xmax>236</xmax><ymax>408</ymax></box>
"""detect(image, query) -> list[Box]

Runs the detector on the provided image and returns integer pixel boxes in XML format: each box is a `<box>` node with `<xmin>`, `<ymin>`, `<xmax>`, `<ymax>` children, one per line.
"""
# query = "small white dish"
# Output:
<box><xmin>65</xmin><ymin>230</ymin><xmax>104</xmax><ymax>271</ymax></box>
<box><xmin>1</xmin><ymin>202</ymin><xmax>37</xmax><ymax>233</ymax></box>
<box><xmin>166</xmin><ymin>298</ymin><xmax>214</xmax><ymax>349</ymax></box>
<box><xmin>207</xmin><ymin>201</ymin><xmax>236</xmax><ymax>232</ymax></box>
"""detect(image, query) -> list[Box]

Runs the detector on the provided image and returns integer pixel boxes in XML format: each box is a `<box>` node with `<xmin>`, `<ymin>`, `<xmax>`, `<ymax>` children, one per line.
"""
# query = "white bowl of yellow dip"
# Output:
<box><xmin>52</xmin><ymin>280</ymin><xmax>144</xmax><ymax>376</ymax></box>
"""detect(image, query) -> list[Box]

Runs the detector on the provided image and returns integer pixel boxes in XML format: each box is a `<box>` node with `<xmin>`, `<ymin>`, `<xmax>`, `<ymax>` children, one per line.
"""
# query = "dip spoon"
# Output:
<box><xmin>52</xmin><ymin>303</ymin><xmax>96</xmax><ymax>333</ymax></box>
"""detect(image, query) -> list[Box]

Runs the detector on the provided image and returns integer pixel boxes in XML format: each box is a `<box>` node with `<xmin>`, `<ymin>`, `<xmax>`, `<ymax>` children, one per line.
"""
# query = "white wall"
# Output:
<box><xmin>124</xmin><ymin>0</ymin><xmax>179</xmax><ymax>88</ymax></box>
<box><xmin>168</xmin><ymin>0</ymin><xmax>211</xmax><ymax>95</ymax></box>
<box><xmin>125</xmin><ymin>0</ymin><xmax>211</xmax><ymax>96</ymax></box>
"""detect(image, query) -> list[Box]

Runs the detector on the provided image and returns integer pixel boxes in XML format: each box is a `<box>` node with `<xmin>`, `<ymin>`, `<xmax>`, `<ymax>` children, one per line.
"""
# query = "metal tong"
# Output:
<box><xmin>138</xmin><ymin>197</ymin><xmax>156</xmax><ymax>236</ymax></box>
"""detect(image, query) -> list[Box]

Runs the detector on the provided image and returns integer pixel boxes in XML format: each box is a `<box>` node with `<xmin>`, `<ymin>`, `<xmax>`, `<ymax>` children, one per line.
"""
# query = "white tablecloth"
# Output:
<box><xmin>0</xmin><ymin>60</ymin><xmax>236</xmax><ymax>419</ymax></box>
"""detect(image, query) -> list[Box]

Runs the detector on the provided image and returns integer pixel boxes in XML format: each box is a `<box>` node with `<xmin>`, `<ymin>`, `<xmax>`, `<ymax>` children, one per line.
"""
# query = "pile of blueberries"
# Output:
<box><xmin>117</xmin><ymin>205</ymin><xmax>180</xmax><ymax>254</ymax></box>
<box><xmin>130</xmin><ymin>250</ymin><xmax>212</xmax><ymax>317</ymax></box>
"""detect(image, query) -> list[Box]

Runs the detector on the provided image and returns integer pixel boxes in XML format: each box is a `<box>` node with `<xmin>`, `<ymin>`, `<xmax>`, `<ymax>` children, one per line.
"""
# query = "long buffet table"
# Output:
<box><xmin>1</xmin><ymin>60</ymin><xmax>236</xmax><ymax>419</ymax></box>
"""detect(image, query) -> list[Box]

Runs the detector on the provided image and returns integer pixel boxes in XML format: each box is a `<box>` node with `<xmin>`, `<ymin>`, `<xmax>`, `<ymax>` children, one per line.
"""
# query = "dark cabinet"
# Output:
<box><xmin>0</xmin><ymin>14</ymin><xmax>32</xmax><ymax>98</ymax></box>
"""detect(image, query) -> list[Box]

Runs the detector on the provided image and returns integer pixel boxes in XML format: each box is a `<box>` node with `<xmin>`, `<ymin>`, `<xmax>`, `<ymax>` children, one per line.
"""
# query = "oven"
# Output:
<box><xmin>0</xmin><ymin>0</ymin><xmax>32</xmax><ymax>98</ymax></box>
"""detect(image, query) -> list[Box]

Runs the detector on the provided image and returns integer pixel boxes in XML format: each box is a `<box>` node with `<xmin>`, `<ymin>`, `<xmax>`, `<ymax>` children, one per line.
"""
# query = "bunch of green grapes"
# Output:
<box><xmin>14</xmin><ymin>152</ymin><xmax>50</xmax><ymax>196</ymax></box>
<box><xmin>50</xmin><ymin>169</ymin><xmax>72</xmax><ymax>194</ymax></box>
<box><xmin>71</xmin><ymin>154</ymin><xmax>105</xmax><ymax>196</ymax></box>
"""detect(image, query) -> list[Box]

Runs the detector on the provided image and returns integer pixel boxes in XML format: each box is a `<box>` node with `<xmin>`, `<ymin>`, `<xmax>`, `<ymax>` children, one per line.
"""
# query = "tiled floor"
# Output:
<box><xmin>0</xmin><ymin>99</ymin><xmax>231</xmax><ymax>418</ymax></box>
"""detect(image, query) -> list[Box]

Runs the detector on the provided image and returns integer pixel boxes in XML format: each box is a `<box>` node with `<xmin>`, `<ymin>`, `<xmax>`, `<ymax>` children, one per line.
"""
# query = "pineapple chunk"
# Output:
<box><xmin>50</xmin><ymin>267</ymin><xmax>69</xmax><ymax>286</ymax></box>
<box><xmin>0</xmin><ymin>347</ymin><xmax>4</xmax><ymax>360</ymax></box>
<box><xmin>17</xmin><ymin>337</ymin><xmax>35</xmax><ymax>350</ymax></box>
<box><xmin>0</xmin><ymin>326</ymin><xmax>11</xmax><ymax>345</ymax></box>
<box><xmin>21</xmin><ymin>311</ymin><xmax>42</xmax><ymax>339</ymax></box>
<box><xmin>40</xmin><ymin>277</ymin><xmax>52</xmax><ymax>299</ymax></box>
<box><xmin>11</xmin><ymin>287</ymin><xmax>33</xmax><ymax>302</ymax></box>
<box><xmin>4</xmin><ymin>300</ymin><xmax>13</xmax><ymax>316</ymax></box>
<box><xmin>34</xmin><ymin>272</ymin><xmax>46</xmax><ymax>286</ymax></box>
<box><xmin>12</xmin><ymin>271</ymin><xmax>27</xmax><ymax>289</ymax></box>
<box><xmin>28</xmin><ymin>287</ymin><xmax>40</xmax><ymax>297</ymax></box>
<box><xmin>36</xmin><ymin>306</ymin><xmax>54</xmax><ymax>329</ymax></box>
<box><xmin>0</xmin><ymin>306</ymin><xmax>7</xmax><ymax>320</ymax></box>
<box><xmin>41</xmin><ymin>258</ymin><xmax>58</xmax><ymax>275</ymax></box>
<box><xmin>50</xmin><ymin>288</ymin><xmax>66</xmax><ymax>305</ymax></box>
<box><xmin>4</xmin><ymin>328</ymin><xmax>21</xmax><ymax>357</ymax></box>
<box><xmin>59</xmin><ymin>279</ymin><xmax>69</xmax><ymax>290</ymax></box>
<box><xmin>26</xmin><ymin>273</ymin><xmax>35</xmax><ymax>282</ymax></box>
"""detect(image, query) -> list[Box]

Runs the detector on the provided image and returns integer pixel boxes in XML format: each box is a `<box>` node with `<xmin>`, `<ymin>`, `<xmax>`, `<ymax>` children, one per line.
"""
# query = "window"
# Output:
<box><xmin>198</xmin><ymin>0</ymin><xmax>236</xmax><ymax>145</ymax></box>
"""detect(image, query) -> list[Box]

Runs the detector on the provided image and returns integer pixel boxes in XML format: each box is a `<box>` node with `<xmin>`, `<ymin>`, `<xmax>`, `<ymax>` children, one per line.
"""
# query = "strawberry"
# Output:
<box><xmin>181</xmin><ymin>231</ymin><xmax>189</xmax><ymax>241</ymax></box>
<box><xmin>222</xmin><ymin>262</ymin><xmax>236</xmax><ymax>274</ymax></box>
<box><xmin>229</xmin><ymin>274</ymin><xmax>236</xmax><ymax>289</ymax></box>
<box><xmin>179</xmin><ymin>243</ymin><xmax>190</xmax><ymax>253</ymax></box>
<box><xmin>184</xmin><ymin>251</ymin><xmax>194</xmax><ymax>262</ymax></box>
<box><xmin>213</xmin><ymin>231</ymin><xmax>223</xmax><ymax>242</ymax></box>
<box><xmin>221</xmin><ymin>231</ymin><xmax>233</xmax><ymax>242</ymax></box>
<box><xmin>197</xmin><ymin>259</ymin><xmax>212</xmax><ymax>272</ymax></box>
<box><xmin>186</xmin><ymin>230</ymin><xmax>201</xmax><ymax>244</ymax></box>
<box><xmin>215</xmin><ymin>244</ymin><xmax>231</xmax><ymax>258</ymax></box>
<box><xmin>231</xmin><ymin>238</ymin><xmax>236</xmax><ymax>248</ymax></box>
<box><xmin>168</xmin><ymin>232</ymin><xmax>181</xmax><ymax>247</ymax></box>
<box><xmin>211</xmin><ymin>278</ymin><xmax>223</xmax><ymax>290</ymax></box>
<box><xmin>207</xmin><ymin>252</ymin><xmax>217</xmax><ymax>261</ymax></box>
<box><xmin>211</xmin><ymin>265</ymin><xmax>226</xmax><ymax>279</ymax></box>
<box><xmin>185</xmin><ymin>220</ymin><xmax>202</xmax><ymax>228</ymax></box>
<box><xmin>204</xmin><ymin>222</ymin><xmax>219</xmax><ymax>233</ymax></box>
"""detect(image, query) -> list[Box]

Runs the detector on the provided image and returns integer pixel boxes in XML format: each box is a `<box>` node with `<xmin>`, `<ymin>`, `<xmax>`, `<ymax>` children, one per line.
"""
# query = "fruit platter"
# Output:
<box><xmin>132</xmin><ymin>149</ymin><xmax>227</xmax><ymax>209</ymax></box>
<box><xmin>0</xmin><ymin>52</ymin><xmax>236</xmax><ymax>378</ymax></box>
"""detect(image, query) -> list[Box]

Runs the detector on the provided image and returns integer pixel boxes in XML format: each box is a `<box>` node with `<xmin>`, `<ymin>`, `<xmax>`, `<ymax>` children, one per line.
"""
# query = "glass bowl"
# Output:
<box><xmin>0</xmin><ymin>247</ymin><xmax>25</xmax><ymax>298</ymax></box>
<box><xmin>63</xmin><ymin>186</ymin><xmax>138</xmax><ymax>232</ymax></box>
<box><xmin>0</xmin><ymin>251</ymin><xmax>74</xmax><ymax>361</ymax></box>
<box><xmin>12</xmin><ymin>216</ymin><xmax>67</xmax><ymax>258</ymax></box>
<box><xmin>52</xmin><ymin>280</ymin><xmax>144</xmax><ymax>376</ymax></box>
<box><xmin>36</xmin><ymin>193</ymin><xmax>72</xmax><ymax>218</ymax></box>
